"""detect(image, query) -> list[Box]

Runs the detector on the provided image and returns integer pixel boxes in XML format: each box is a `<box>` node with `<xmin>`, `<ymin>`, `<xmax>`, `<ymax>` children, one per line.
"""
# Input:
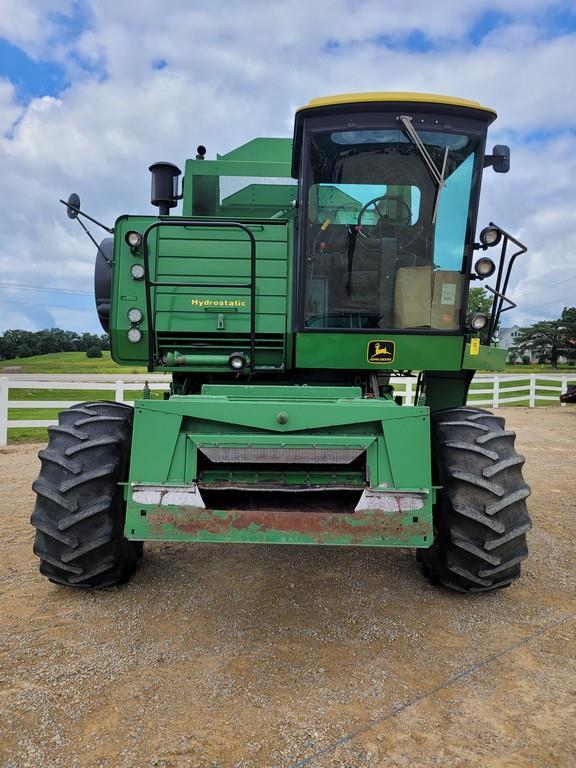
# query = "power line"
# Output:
<box><xmin>510</xmin><ymin>275</ymin><xmax>576</xmax><ymax>301</ymax></box>
<box><xmin>0</xmin><ymin>281</ymin><xmax>92</xmax><ymax>296</ymax></box>
<box><xmin>0</xmin><ymin>297</ymin><xmax>92</xmax><ymax>311</ymax></box>
<box><xmin>509</xmin><ymin>289</ymin><xmax>576</xmax><ymax>314</ymax></box>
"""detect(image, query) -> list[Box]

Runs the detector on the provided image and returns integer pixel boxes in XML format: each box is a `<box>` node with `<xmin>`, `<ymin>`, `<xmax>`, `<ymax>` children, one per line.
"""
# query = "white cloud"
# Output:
<box><xmin>0</xmin><ymin>0</ymin><xmax>575</xmax><ymax>332</ymax></box>
<box><xmin>0</xmin><ymin>78</ymin><xmax>23</xmax><ymax>134</ymax></box>
<box><xmin>0</xmin><ymin>0</ymin><xmax>75</xmax><ymax>54</ymax></box>
<box><xmin>478</xmin><ymin>131</ymin><xmax>576</xmax><ymax>323</ymax></box>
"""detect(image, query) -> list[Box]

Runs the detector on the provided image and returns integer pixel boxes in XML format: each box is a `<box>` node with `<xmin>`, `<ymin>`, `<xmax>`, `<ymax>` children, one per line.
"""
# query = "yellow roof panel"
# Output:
<box><xmin>297</xmin><ymin>92</ymin><xmax>496</xmax><ymax>116</ymax></box>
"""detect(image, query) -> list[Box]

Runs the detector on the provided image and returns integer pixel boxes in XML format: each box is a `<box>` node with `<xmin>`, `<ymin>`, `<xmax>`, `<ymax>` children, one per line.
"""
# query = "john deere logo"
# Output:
<box><xmin>367</xmin><ymin>340</ymin><xmax>395</xmax><ymax>364</ymax></box>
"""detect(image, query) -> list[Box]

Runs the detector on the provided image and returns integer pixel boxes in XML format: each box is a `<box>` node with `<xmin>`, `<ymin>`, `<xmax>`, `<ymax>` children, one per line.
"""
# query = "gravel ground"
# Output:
<box><xmin>1</xmin><ymin>407</ymin><xmax>575</xmax><ymax>768</ymax></box>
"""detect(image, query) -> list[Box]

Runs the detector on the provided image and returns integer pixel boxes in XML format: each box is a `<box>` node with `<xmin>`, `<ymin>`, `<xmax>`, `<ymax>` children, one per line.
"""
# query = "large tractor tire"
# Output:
<box><xmin>422</xmin><ymin>407</ymin><xmax>531</xmax><ymax>593</ymax></box>
<box><xmin>31</xmin><ymin>402</ymin><xmax>141</xmax><ymax>588</ymax></box>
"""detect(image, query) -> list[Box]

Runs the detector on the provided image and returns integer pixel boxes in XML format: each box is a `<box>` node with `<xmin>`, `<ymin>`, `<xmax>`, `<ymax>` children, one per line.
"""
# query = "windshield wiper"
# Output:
<box><xmin>432</xmin><ymin>146</ymin><xmax>448</xmax><ymax>224</ymax></box>
<box><xmin>399</xmin><ymin>115</ymin><xmax>448</xmax><ymax>224</ymax></box>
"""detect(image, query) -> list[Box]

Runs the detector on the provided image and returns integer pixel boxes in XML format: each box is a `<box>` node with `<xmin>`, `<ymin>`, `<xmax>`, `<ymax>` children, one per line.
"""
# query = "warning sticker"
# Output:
<box><xmin>440</xmin><ymin>283</ymin><xmax>457</xmax><ymax>306</ymax></box>
<box><xmin>470</xmin><ymin>338</ymin><xmax>480</xmax><ymax>356</ymax></box>
<box><xmin>367</xmin><ymin>340</ymin><xmax>395</xmax><ymax>364</ymax></box>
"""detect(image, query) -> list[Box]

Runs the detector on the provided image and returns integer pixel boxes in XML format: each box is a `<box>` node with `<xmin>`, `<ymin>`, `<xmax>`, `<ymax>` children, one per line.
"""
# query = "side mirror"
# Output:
<box><xmin>484</xmin><ymin>145</ymin><xmax>510</xmax><ymax>174</ymax></box>
<box><xmin>66</xmin><ymin>192</ymin><xmax>81</xmax><ymax>219</ymax></box>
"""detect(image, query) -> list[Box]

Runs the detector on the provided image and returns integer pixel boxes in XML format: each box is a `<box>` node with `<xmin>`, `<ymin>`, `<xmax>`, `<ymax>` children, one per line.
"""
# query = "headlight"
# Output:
<box><xmin>127</xmin><ymin>307</ymin><xmax>143</xmax><ymax>324</ymax></box>
<box><xmin>479</xmin><ymin>226</ymin><xmax>501</xmax><ymax>248</ymax></box>
<box><xmin>125</xmin><ymin>231</ymin><xmax>142</xmax><ymax>248</ymax></box>
<box><xmin>474</xmin><ymin>257</ymin><xmax>496</xmax><ymax>278</ymax></box>
<box><xmin>127</xmin><ymin>327</ymin><xmax>143</xmax><ymax>343</ymax></box>
<box><xmin>228</xmin><ymin>352</ymin><xmax>247</xmax><ymax>371</ymax></box>
<box><xmin>469</xmin><ymin>313</ymin><xmax>488</xmax><ymax>331</ymax></box>
<box><xmin>130</xmin><ymin>264</ymin><xmax>145</xmax><ymax>280</ymax></box>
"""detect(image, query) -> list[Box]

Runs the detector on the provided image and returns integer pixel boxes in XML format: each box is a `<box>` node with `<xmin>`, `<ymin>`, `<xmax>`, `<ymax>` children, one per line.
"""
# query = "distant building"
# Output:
<box><xmin>498</xmin><ymin>325</ymin><xmax>567</xmax><ymax>365</ymax></box>
<box><xmin>498</xmin><ymin>326</ymin><xmax>530</xmax><ymax>363</ymax></box>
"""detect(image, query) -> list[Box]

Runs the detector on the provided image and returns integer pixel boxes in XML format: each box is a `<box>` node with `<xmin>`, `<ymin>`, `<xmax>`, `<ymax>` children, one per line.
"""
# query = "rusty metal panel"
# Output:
<box><xmin>131</xmin><ymin>503</ymin><xmax>432</xmax><ymax>547</ymax></box>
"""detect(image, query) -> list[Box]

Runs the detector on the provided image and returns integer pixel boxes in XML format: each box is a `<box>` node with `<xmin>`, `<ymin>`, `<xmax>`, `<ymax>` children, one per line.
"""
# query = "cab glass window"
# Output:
<box><xmin>302</xmin><ymin>127</ymin><xmax>481</xmax><ymax>331</ymax></box>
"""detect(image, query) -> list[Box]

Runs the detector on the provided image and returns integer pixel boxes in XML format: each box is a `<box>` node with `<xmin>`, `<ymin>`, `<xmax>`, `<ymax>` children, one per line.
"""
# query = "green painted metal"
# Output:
<box><xmin>419</xmin><ymin>370</ymin><xmax>474</xmax><ymax>412</ymax></box>
<box><xmin>100</xmin><ymin>96</ymin><xmax>515</xmax><ymax>550</ymax></box>
<box><xmin>216</xmin><ymin>137</ymin><xmax>293</xmax><ymax>163</ymax></box>
<box><xmin>182</xmin><ymin>138</ymin><xmax>294</xmax><ymax>219</ymax></box>
<box><xmin>295</xmin><ymin>333</ymin><xmax>465</xmax><ymax>371</ymax></box>
<box><xmin>125</xmin><ymin>386</ymin><xmax>433</xmax><ymax>547</ymax></box>
<box><xmin>195</xmin><ymin>470</ymin><xmax>366</xmax><ymax>487</ymax></box>
<box><xmin>108</xmin><ymin>127</ymin><xmax>492</xmax><ymax>376</ymax></box>
<box><xmin>462</xmin><ymin>341</ymin><xmax>507</xmax><ymax>371</ymax></box>
<box><xmin>110</xmin><ymin>215</ymin><xmax>290</xmax><ymax>368</ymax></box>
<box><xmin>198</xmin><ymin>384</ymin><xmax>364</xmax><ymax>399</ymax></box>
<box><xmin>166</xmin><ymin>352</ymin><xmax>232</xmax><ymax>367</ymax></box>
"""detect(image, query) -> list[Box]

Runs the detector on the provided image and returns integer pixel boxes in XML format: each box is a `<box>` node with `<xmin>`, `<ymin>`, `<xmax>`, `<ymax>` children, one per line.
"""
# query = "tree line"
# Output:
<box><xmin>509</xmin><ymin>306</ymin><xmax>576</xmax><ymax>367</ymax></box>
<box><xmin>0</xmin><ymin>329</ymin><xmax>110</xmax><ymax>360</ymax></box>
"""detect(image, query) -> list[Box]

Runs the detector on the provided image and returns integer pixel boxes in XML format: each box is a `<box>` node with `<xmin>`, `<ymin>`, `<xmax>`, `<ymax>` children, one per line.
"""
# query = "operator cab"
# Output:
<box><xmin>292</xmin><ymin>93</ymin><xmax>499</xmax><ymax>333</ymax></box>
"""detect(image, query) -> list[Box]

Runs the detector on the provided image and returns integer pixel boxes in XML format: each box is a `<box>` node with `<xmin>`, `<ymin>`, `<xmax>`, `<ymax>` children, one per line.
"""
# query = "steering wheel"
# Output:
<box><xmin>357</xmin><ymin>194</ymin><xmax>412</xmax><ymax>231</ymax></box>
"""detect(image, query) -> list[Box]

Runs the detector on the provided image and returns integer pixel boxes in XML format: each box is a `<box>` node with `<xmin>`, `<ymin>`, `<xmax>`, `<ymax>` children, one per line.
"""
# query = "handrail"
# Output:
<box><xmin>141</xmin><ymin>220</ymin><xmax>257</xmax><ymax>372</ymax></box>
<box><xmin>484</xmin><ymin>222</ymin><xmax>527</xmax><ymax>341</ymax></box>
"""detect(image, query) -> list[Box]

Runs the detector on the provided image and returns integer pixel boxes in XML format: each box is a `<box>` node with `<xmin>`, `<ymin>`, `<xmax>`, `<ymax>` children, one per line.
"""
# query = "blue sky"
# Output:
<box><xmin>0</xmin><ymin>39</ymin><xmax>68</xmax><ymax>99</ymax></box>
<box><xmin>0</xmin><ymin>0</ymin><xmax>575</xmax><ymax>332</ymax></box>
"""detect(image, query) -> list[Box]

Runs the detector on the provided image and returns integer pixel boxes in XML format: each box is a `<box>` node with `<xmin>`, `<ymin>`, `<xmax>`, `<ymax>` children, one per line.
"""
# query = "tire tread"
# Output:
<box><xmin>422</xmin><ymin>406</ymin><xmax>531</xmax><ymax>593</ymax></box>
<box><xmin>30</xmin><ymin>402</ymin><xmax>140</xmax><ymax>588</ymax></box>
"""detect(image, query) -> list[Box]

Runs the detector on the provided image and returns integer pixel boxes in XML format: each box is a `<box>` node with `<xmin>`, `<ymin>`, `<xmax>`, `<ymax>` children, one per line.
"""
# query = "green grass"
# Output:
<box><xmin>7</xmin><ymin>387</ymin><xmax>168</xmax><ymax>444</ymax></box>
<box><xmin>1</xmin><ymin>351</ymin><xmax>144</xmax><ymax>374</ymax></box>
<box><xmin>505</xmin><ymin>364</ymin><xmax>576</xmax><ymax>373</ymax></box>
<box><xmin>8</xmin><ymin>428</ymin><xmax>49</xmax><ymax>444</ymax></box>
<box><xmin>8</xmin><ymin>387</ymin><xmax>166</xmax><ymax>402</ymax></box>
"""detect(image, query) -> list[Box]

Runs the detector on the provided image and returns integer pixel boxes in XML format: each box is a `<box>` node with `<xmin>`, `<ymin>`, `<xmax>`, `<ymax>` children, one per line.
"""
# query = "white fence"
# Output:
<box><xmin>1</xmin><ymin>374</ymin><xmax>575</xmax><ymax>446</ymax></box>
<box><xmin>0</xmin><ymin>379</ymin><xmax>169</xmax><ymax>446</ymax></box>
<box><xmin>468</xmin><ymin>374</ymin><xmax>575</xmax><ymax>409</ymax></box>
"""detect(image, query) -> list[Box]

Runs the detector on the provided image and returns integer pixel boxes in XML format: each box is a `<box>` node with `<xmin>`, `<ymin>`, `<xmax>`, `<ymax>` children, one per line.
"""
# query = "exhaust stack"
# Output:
<box><xmin>149</xmin><ymin>161</ymin><xmax>181</xmax><ymax>215</ymax></box>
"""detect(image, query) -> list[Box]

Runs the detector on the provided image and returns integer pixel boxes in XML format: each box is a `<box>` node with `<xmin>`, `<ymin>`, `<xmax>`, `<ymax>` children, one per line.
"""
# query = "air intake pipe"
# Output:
<box><xmin>149</xmin><ymin>162</ymin><xmax>182</xmax><ymax>215</ymax></box>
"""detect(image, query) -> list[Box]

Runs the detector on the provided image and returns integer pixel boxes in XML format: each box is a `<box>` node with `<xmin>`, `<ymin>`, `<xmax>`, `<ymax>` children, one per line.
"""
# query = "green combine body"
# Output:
<box><xmin>32</xmin><ymin>92</ymin><xmax>532</xmax><ymax>592</ymax></box>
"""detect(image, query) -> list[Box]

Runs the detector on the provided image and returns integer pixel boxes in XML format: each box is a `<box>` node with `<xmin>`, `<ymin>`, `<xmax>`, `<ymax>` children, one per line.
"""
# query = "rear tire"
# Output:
<box><xmin>31</xmin><ymin>401</ymin><xmax>141</xmax><ymax>588</ymax></box>
<box><xmin>422</xmin><ymin>407</ymin><xmax>531</xmax><ymax>593</ymax></box>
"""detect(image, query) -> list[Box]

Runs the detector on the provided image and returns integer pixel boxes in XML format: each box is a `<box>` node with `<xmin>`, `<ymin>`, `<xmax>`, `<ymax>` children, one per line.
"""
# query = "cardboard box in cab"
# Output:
<box><xmin>394</xmin><ymin>267</ymin><xmax>463</xmax><ymax>330</ymax></box>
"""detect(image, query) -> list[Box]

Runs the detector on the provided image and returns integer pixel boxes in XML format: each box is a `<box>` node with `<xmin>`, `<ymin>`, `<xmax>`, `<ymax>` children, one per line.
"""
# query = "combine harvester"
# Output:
<box><xmin>32</xmin><ymin>93</ymin><xmax>531</xmax><ymax>592</ymax></box>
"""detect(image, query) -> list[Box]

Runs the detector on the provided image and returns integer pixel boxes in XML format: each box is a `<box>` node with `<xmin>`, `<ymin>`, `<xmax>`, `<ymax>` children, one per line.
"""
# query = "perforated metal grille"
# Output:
<box><xmin>198</xmin><ymin>447</ymin><xmax>365</xmax><ymax>464</ymax></box>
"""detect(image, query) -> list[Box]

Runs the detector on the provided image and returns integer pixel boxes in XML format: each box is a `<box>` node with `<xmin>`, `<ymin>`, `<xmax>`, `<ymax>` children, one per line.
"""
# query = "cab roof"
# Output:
<box><xmin>291</xmin><ymin>91</ymin><xmax>497</xmax><ymax>176</ymax></box>
<box><xmin>296</xmin><ymin>92</ymin><xmax>497</xmax><ymax>116</ymax></box>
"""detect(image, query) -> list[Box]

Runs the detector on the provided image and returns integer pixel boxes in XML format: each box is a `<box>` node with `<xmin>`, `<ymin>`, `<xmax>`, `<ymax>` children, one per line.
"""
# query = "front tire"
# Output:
<box><xmin>31</xmin><ymin>401</ymin><xmax>141</xmax><ymax>588</ymax></box>
<box><xmin>422</xmin><ymin>407</ymin><xmax>532</xmax><ymax>593</ymax></box>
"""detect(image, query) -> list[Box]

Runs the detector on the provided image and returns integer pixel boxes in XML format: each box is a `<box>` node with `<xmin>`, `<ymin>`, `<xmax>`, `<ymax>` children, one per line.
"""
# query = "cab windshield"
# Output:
<box><xmin>302</xmin><ymin>126</ymin><xmax>482</xmax><ymax>330</ymax></box>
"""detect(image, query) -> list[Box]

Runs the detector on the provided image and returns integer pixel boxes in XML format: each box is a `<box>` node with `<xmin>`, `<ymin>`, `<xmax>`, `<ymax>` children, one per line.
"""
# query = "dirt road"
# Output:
<box><xmin>1</xmin><ymin>408</ymin><xmax>575</xmax><ymax>768</ymax></box>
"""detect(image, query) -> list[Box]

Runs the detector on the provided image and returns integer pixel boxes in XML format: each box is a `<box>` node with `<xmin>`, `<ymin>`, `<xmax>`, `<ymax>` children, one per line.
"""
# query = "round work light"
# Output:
<box><xmin>130</xmin><ymin>264</ymin><xmax>145</xmax><ymax>280</ymax></box>
<box><xmin>479</xmin><ymin>226</ymin><xmax>502</xmax><ymax>248</ymax></box>
<box><xmin>127</xmin><ymin>328</ymin><xmax>143</xmax><ymax>343</ymax></box>
<box><xmin>228</xmin><ymin>352</ymin><xmax>247</xmax><ymax>371</ymax></box>
<box><xmin>125</xmin><ymin>231</ymin><xmax>142</xmax><ymax>248</ymax></box>
<box><xmin>469</xmin><ymin>313</ymin><xmax>489</xmax><ymax>331</ymax></box>
<box><xmin>474</xmin><ymin>257</ymin><xmax>496</xmax><ymax>278</ymax></box>
<box><xmin>127</xmin><ymin>307</ymin><xmax>143</xmax><ymax>324</ymax></box>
